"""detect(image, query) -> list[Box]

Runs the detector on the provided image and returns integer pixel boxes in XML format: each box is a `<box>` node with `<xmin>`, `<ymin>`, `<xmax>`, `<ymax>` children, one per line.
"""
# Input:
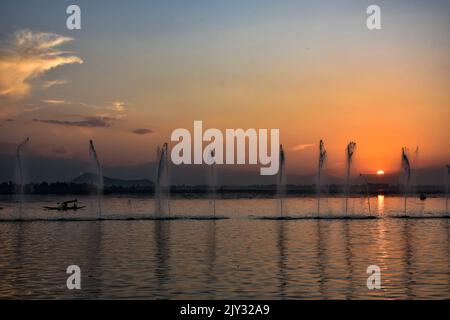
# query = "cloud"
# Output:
<box><xmin>33</xmin><ymin>117</ymin><xmax>113</xmax><ymax>128</ymax></box>
<box><xmin>132</xmin><ymin>128</ymin><xmax>154</xmax><ymax>135</ymax></box>
<box><xmin>41</xmin><ymin>79</ymin><xmax>68</xmax><ymax>89</ymax></box>
<box><xmin>0</xmin><ymin>29</ymin><xmax>82</xmax><ymax>99</ymax></box>
<box><xmin>291</xmin><ymin>143</ymin><xmax>315</xmax><ymax>151</ymax></box>
<box><xmin>42</xmin><ymin>99</ymin><xmax>127</xmax><ymax>118</ymax></box>
<box><xmin>112</xmin><ymin>101</ymin><xmax>126</xmax><ymax>112</ymax></box>
<box><xmin>42</xmin><ymin>99</ymin><xmax>90</xmax><ymax>107</ymax></box>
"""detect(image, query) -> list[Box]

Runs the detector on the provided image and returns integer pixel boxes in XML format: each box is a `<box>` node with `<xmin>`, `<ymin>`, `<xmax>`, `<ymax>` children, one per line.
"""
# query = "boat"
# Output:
<box><xmin>43</xmin><ymin>199</ymin><xmax>86</xmax><ymax>211</ymax></box>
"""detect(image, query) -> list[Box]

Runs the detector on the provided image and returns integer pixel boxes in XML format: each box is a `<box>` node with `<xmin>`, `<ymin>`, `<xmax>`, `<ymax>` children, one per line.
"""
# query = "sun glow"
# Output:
<box><xmin>377</xmin><ymin>170</ymin><xmax>385</xmax><ymax>175</ymax></box>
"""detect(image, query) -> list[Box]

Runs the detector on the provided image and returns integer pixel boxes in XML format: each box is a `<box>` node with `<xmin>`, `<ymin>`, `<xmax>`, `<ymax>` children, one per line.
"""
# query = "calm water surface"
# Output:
<box><xmin>0</xmin><ymin>195</ymin><xmax>449</xmax><ymax>299</ymax></box>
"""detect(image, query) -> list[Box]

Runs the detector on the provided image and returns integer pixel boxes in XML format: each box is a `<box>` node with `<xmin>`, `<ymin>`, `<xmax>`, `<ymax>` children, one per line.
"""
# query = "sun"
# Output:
<box><xmin>377</xmin><ymin>170</ymin><xmax>385</xmax><ymax>175</ymax></box>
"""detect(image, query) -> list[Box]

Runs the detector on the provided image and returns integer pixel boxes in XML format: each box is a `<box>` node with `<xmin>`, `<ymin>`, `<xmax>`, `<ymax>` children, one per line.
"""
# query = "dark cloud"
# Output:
<box><xmin>33</xmin><ymin>117</ymin><xmax>113</xmax><ymax>128</ymax></box>
<box><xmin>132</xmin><ymin>128</ymin><xmax>154</xmax><ymax>135</ymax></box>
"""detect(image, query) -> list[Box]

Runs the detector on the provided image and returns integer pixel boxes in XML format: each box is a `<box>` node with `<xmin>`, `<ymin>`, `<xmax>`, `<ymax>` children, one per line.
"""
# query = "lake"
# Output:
<box><xmin>0</xmin><ymin>195</ymin><xmax>449</xmax><ymax>299</ymax></box>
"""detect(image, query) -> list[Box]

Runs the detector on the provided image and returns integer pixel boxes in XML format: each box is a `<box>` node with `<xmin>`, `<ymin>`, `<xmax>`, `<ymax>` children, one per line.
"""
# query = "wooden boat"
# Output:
<box><xmin>43</xmin><ymin>205</ymin><xmax>86</xmax><ymax>211</ymax></box>
<box><xmin>43</xmin><ymin>199</ymin><xmax>85</xmax><ymax>211</ymax></box>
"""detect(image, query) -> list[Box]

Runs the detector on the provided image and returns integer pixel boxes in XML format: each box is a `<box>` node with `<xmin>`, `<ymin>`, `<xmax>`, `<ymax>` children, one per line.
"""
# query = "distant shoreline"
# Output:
<box><xmin>0</xmin><ymin>182</ymin><xmax>446</xmax><ymax>196</ymax></box>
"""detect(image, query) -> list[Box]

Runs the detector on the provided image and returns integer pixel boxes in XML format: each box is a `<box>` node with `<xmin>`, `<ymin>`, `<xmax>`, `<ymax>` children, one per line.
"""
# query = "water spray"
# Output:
<box><xmin>89</xmin><ymin>140</ymin><xmax>103</xmax><ymax>218</ymax></box>
<box><xmin>317</xmin><ymin>140</ymin><xmax>327</xmax><ymax>217</ymax></box>
<box><xmin>360</xmin><ymin>174</ymin><xmax>371</xmax><ymax>217</ymax></box>
<box><xmin>446</xmin><ymin>164</ymin><xmax>450</xmax><ymax>215</ymax></box>
<box><xmin>345</xmin><ymin>142</ymin><xmax>357</xmax><ymax>216</ymax></box>
<box><xmin>278</xmin><ymin>144</ymin><xmax>285</xmax><ymax>216</ymax></box>
<box><xmin>401</xmin><ymin>147</ymin><xmax>411</xmax><ymax>215</ymax></box>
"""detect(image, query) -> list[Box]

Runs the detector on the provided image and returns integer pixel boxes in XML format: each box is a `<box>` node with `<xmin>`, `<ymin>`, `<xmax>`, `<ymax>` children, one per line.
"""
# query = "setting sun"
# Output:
<box><xmin>377</xmin><ymin>170</ymin><xmax>385</xmax><ymax>175</ymax></box>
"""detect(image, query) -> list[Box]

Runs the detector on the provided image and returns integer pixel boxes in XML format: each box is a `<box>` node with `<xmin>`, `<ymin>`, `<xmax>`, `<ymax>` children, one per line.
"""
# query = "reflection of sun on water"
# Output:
<box><xmin>377</xmin><ymin>195</ymin><xmax>385</xmax><ymax>215</ymax></box>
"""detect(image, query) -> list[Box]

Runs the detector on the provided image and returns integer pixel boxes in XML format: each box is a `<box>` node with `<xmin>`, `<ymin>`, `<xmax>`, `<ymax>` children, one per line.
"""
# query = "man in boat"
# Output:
<box><xmin>59</xmin><ymin>199</ymin><xmax>78</xmax><ymax>210</ymax></box>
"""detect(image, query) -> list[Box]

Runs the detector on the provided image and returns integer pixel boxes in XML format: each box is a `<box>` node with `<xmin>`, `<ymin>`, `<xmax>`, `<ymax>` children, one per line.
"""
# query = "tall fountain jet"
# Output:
<box><xmin>15</xmin><ymin>137</ymin><xmax>30</xmax><ymax>219</ymax></box>
<box><xmin>345</xmin><ymin>142</ymin><xmax>356</xmax><ymax>216</ymax></box>
<box><xmin>446</xmin><ymin>165</ymin><xmax>450</xmax><ymax>215</ymax></box>
<box><xmin>155</xmin><ymin>143</ymin><xmax>170</xmax><ymax>217</ymax></box>
<box><xmin>277</xmin><ymin>144</ymin><xmax>286</xmax><ymax>216</ymax></box>
<box><xmin>89</xmin><ymin>140</ymin><xmax>103</xmax><ymax>218</ymax></box>
<box><xmin>207</xmin><ymin>150</ymin><xmax>217</xmax><ymax>217</ymax></box>
<box><xmin>317</xmin><ymin>140</ymin><xmax>327</xmax><ymax>217</ymax></box>
<box><xmin>401</xmin><ymin>147</ymin><xmax>411</xmax><ymax>215</ymax></box>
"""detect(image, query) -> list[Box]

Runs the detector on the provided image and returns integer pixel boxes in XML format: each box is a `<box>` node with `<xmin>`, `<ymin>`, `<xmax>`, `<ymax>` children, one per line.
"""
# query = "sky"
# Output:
<box><xmin>0</xmin><ymin>0</ymin><xmax>449</xmax><ymax>180</ymax></box>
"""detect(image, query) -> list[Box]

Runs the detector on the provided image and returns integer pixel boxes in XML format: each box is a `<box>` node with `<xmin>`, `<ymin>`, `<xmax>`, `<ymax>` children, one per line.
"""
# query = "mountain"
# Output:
<box><xmin>0</xmin><ymin>152</ymin><xmax>447</xmax><ymax>186</ymax></box>
<box><xmin>72</xmin><ymin>173</ymin><xmax>153</xmax><ymax>187</ymax></box>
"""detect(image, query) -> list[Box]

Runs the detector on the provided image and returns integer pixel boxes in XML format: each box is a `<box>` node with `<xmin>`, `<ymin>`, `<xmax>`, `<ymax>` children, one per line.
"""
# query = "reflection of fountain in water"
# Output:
<box><xmin>317</xmin><ymin>140</ymin><xmax>327</xmax><ymax>217</ymax></box>
<box><xmin>401</xmin><ymin>220</ymin><xmax>414</xmax><ymax>297</ymax></box>
<box><xmin>206</xmin><ymin>150</ymin><xmax>217</xmax><ymax>217</ymax></box>
<box><xmin>345</xmin><ymin>142</ymin><xmax>356</xmax><ymax>216</ymax></box>
<box><xmin>14</xmin><ymin>137</ymin><xmax>29</xmax><ymax>219</ymax></box>
<box><xmin>343</xmin><ymin>220</ymin><xmax>355</xmax><ymax>298</ymax></box>
<box><xmin>205</xmin><ymin>220</ymin><xmax>217</xmax><ymax>293</ymax></box>
<box><xmin>89</xmin><ymin>140</ymin><xmax>103</xmax><ymax>218</ymax></box>
<box><xmin>277</xmin><ymin>145</ymin><xmax>286</xmax><ymax>216</ymax></box>
<box><xmin>401</xmin><ymin>147</ymin><xmax>411</xmax><ymax>215</ymax></box>
<box><xmin>154</xmin><ymin>220</ymin><xmax>171</xmax><ymax>298</ymax></box>
<box><xmin>155</xmin><ymin>143</ymin><xmax>170</xmax><ymax>217</ymax></box>
<box><xmin>316</xmin><ymin>220</ymin><xmax>327</xmax><ymax>298</ymax></box>
<box><xmin>276</xmin><ymin>221</ymin><xmax>287</xmax><ymax>298</ymax></box>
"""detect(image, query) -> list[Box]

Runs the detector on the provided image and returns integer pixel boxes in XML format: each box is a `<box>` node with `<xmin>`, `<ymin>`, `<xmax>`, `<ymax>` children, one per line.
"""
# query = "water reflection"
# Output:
<box><xmin>401</xmin><ymin>220</ymin><xmax>414</xmax><ymax>298</ymax></box>
<box><xmin>205</xmin><ymin>220</ymin><xmax>217</xmax><ymax>294</ymax></box>
<box><xmin>316</xmin><ymin>220</ymin><xmax>327</xmax><ymax>299</ymax></box>
<box><xmin>377</xmin><ymin>195</ymin><xmax>385</xmax><ymax>216</ymax></box>
<box><xmin>276</xmin><ymin>221</ymin><xmax>288</xmax><ymax>299</ymax></box>
<box><xmin>1</xmin><ymin>196</ymin><xmax>450</xmax><ymax>299</ymax></box>
<box><xmin>343</xmin><ymin>221</ymin><xmax>355</xmax><ymax>299</ymax></box>
<box><xmin>154</xmin><ymin>220</ymin><xmax>171</xmax><ymax>298</ymax></box>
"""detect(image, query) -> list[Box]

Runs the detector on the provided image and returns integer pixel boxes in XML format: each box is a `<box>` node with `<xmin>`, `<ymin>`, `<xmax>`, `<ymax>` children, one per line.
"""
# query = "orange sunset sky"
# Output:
<box><xmin>0</xmin><ymin>1</ymin><xmax>449</xmax><ymax>177</ymax></box>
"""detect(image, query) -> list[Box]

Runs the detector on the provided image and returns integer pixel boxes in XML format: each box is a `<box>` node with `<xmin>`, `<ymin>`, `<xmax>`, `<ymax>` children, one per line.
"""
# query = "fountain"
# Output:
<box><xmin>360</xmin><ymin>174</ymin><xmax>372</xmax><ymax>217</ymax></box>
<box><xmin>155</xmin><ymin>143</ymin><xmax>170</xmax><ymax>217</ymax></box>
<box><xmin>14</xmin><ymin>137</ymin><xmax>30</xmax><ymax>219</ymax></box>
<box><xmin>446</xmin><ymin>165</ymin><xmax>450</xmax><ymax>215</ymax></box>
<box><xmin>401</xmin><ymin>147</ymin><xmax>411</xmax><ymax>215</ymax></box>
<box><xmin>277</xmin><ymin>144</ymin><xmax>286</xmax><ymax>216</ymax></box>
<box><xmin>207</xmin><ymin>150</ymin><xmax>217</xmax><ymax>217</ymax></box>
<box><xmin>317</xmin><ymin>140</ymin><xmax>327</xmax><ymax>217</ymax></box>
<box><xmin>89</xmin><ymin>140</ymin><xmax>103</xmax><ymax>218</ymax></box>
<box><xmin>345</xmin><ymin>142</ymin><xmax>357</xmax><ymax>216</ymax></box>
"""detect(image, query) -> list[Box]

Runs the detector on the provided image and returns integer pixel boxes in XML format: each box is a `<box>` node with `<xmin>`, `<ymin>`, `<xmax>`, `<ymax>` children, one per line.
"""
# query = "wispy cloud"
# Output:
<box><xmin>33</xmin><ymin>117</ymin><xmax>113</xmax><ymax>128</ymax></box>
<box><xmin>42</xmin><ymin>99</ymin><xmax>90</xmax><ymax>107</ymax></box>
<box><xmin>41</xmin><ymin>79</ymin><xmax>68</xmax><ymax>89</ymax></box>
<box><xmin>42</xmin><ymin>99</ymin><xmax>127</xmax><ymax>119</ymax></box>
<box><xmin>132</xmin><ymin>128</ymin><xmax>154</xmax><ymax>135</ymax></box>
<box><xmin>0</xmin><ymin>29</ymin><xmax>82</xmax><ymax>99</ymax></box>
<box><xmin>112</xmin><ymin>101</ymin><xmax>126</xmax><ymax>112</ymax></box>
<box><xmin>291</xmin><ymin>143</ymin><xmax>315</xmax><ymax>151</ymax></box>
